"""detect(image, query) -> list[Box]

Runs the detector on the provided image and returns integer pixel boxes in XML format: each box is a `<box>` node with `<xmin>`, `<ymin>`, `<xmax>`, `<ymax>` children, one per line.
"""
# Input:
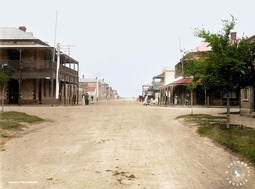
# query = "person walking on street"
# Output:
<box><xmin>143</xmin><ymin>95</ymin><xmax>149</xmax><ymax>106</ymax></box>
<box><xmin>185</xmin><ymin>94</ymin><xmax>190</xmax><ymax>106</ymax></box>
<box><xmin>82</xmin><ymin>94</ymin><xmax>85</xmax><ymax>106</ymax></box>
<box><xmin>164</xmin><ymin>95</ymin><xmax>168</xmax><ymax>106</ymax></box>
<box><xmin>85</xmin><ymin>93</ymin><xmax>89</xmax><ymax>105</ymax></box>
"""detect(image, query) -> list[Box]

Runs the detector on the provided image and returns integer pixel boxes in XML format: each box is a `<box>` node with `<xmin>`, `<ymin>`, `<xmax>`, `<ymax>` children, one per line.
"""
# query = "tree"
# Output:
<box><xmin>0</xmin><ymin>65</ymin><xmax>15</xmax><ymax>112</ymax></box>
<box><xmin>184</xmin><ymin>49</ymin><xmax>212</xmax><ymax>109</ymax></box>
<box><xmin>186</xmin><ymin>81</ymin><xmax>195</xmax><ymax>115</ymax></box>
<box><xmin>185</xmin><ymin>16</ymin><xmax>255</xmax><ymax>128</ymax></box>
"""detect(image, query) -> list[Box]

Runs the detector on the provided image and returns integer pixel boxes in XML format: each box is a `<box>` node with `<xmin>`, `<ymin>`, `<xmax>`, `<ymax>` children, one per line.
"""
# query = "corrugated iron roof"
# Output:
<box><xmin>169</xmin><ymin>78</ymin><xmax>193</xmax><ymax>85</ymax></box>
<box><xmin>0</xmin><ymin>27</ymin><xmax>36</xmax><ymax>40</ymax></box>
<box><xmin>0</xmin><ymin>27</ymin><xmax>79</xmax><ymax>64</ymax></box>
<box><xmin>192</xmin><ymin>42</ymin><xmax>211</xmax><ymax>52</ymax></box>
<box><xmin>0</xmin><ymin>44</ymin><xmax>52</xmax><ymax>49</ymax></box>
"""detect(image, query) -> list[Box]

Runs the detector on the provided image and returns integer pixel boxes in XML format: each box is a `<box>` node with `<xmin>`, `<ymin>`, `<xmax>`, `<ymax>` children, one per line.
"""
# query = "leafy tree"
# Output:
<box><xmin>185</xmin><ymin>16</ymin><xmax>255</xmax><ymax>128</ymax></box>
<box><xmin>0</xmin><ymin>65</ymin><xmax>15</xmax><ymax>112</ymax></box>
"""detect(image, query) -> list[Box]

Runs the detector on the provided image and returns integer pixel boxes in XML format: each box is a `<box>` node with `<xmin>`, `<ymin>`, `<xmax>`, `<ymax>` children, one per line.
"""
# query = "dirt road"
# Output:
<box><xmin>1</xmin><ymin>100</ymin><xmax>254</xmax><ymax>189</ymax></box>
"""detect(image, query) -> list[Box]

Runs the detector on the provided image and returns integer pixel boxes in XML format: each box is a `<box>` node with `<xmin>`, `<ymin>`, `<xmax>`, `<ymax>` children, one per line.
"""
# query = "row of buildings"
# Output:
<box><xmin>141</xmin><ymin>33</ymin><xmax>255</xmax><ymax>117</ymax></box>
<box><xmin>79</xmin><ymin>76</ymin><xmax>118</xmax><ymax>102</ymax></box>
<box><xmin>0</xmin><ymin>26</ymin><xmax>118</xmax><ymax>106</ymax></box>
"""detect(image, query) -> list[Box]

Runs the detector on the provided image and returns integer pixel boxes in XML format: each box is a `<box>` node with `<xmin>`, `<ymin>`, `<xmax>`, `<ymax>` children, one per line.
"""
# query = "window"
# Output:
<box><xmin>223</xmin><ymin>91</ymin><xmax>237</xmax><ymax>99</ymax></box>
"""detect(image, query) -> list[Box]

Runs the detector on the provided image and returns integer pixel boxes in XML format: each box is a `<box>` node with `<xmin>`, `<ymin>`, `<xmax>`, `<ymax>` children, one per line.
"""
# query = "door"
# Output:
<box><xmin>8</xmin><ymin>79</ymin><xmax>19</xmax><ymax>104</ymax></box>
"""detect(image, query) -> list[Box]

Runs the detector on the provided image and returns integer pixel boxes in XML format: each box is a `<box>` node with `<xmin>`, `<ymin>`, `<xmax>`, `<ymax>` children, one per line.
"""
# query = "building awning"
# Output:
<box><xmin>85</xmin><ymin>86</ymin><xmax>96</xmax><ymax>95</ymax></box>
<box><xmin>168</xmin><ymin>78</ymin><xmax>193</xmax><ymax>86</ymax></box>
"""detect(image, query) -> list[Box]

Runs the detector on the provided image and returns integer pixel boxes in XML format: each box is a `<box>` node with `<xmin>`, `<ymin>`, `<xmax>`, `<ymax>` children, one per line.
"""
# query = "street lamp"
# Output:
<box><xmin>93</xmin><ymin>73</ymin><xmax>102</xmax><ymax>102</ymax></box>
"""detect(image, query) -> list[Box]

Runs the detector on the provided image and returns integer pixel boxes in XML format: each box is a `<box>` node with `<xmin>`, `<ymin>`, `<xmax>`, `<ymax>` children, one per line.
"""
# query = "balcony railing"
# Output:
<box><xmin>0</xmin><ymin>60</ymin><xmax>78</xmax><ymax>80</ymax></box>
<box><xmin>0</xmin><ymin>60</ymin><xmax>77</xmax><ymax>71</ymax></box>
<box><xmin>0</xmin><ymin>60</ymin><xmax>53</xmax><ymax>69</ymax></box>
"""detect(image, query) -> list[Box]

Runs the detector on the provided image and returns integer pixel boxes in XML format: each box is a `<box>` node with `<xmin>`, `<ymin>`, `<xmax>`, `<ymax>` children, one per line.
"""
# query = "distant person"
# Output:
<box><xmin>164</xmin><ymin>95</ymin><xmax>168</xmax><ymax>106</ymax></box>
<box><xmin>143</xmin><ymin>95</ymin><xmax>149</xmax><ymax>106</ymax></box>
<box><xmin>174</xmin><ymin>94</ymin><xmax>178</xmax><ymax>105</ymax></box>
<box><xmin>91</xmin><ymin>96</ymin><xmax>94</xmax><ymax>101</ymax></box>
<box><xmin>85</xmin><ymin>93</ymin><xmax>89</xmax><ymax>105</ymax></box>
<box><xmin>72</xmin><ymin>94</ymin><xmax>76</xmax><ymax>105</ymax></box>
<box><xmin>185</xmin><ymin>94</ymin><xmax>190</xmax><ymax>106</ymax></box>
<box><xmin>82</xmin><ymin>94</ymin><xmax>85</xmax><ymax>106</ymax></box>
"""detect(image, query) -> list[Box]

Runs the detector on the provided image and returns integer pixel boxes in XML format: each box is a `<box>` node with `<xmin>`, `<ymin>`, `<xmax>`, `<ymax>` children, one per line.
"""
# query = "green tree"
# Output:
<box><xmin>184</xmin><ymin>50</ymin><xmax>210</xmax><ymax>106</ymax></box>
<box><xmin>185</xmin><ymin>16</ymin><xmax>255</xmax><ymax>128</ymax></box>
<box><xmin>0</xmin><ymin>65</ymin><xmax>15</xmax><ymax>112</ymax></box>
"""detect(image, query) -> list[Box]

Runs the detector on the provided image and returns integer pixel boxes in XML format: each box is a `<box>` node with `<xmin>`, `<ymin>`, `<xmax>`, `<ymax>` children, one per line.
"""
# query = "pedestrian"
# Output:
<box><xmin>85</xmin><ymin>93</ymin><xmax>89</xmax><ymax>105</ymax></box>
<box><xmin>164</xmin><ymin>95</ymin><xmax>168</xmax><ymax>106</ymax></box>
<box><xmin>91</xmin><ymin>96</ymin><xmax>94</xmax><ymax>101</ymax></box>
<box><xmin>143</xmin><ymin>95</ymin><xmax>149</xmax><ymax>106</ymax></box>
<box><xmin>72</xmin><ymin>94</ymin><xmax>76</xmax><ymax>105</ymax></box>
<box><xmin>174</xmin><ymin>94</ymin><xmax>178</xmax><ymax>105</ymax></box>
<box><xmin>82</xmin><ymin>94</ymin><xmax>85</xmax><ymax>106</ymax></box>
<box><xmin>185</xmin><ymin>94</ymin><xmax>190</xmax><ymax>106</ymax></box>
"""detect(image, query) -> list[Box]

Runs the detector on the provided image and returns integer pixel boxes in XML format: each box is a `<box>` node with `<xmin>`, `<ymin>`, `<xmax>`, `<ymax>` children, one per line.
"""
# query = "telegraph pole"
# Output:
<box><xmin>179</xmin><ymin>36</ymin><xmax>185</xmax><ymax>76</ymax></box>
<box><xmin>55</xmin><ymin>43</ymin><xmax>60</xmax><ymax>100</ymax></box>
<box><xmin>93</xmin><ymin>73</ymin><xmax>102</xmax><ymax>102</ymax></box>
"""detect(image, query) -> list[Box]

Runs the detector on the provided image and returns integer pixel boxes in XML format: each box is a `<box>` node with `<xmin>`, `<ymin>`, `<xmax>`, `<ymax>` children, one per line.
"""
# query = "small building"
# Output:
<box><xmin>112</xmin><ymin>90</ymin><xmax>119</xmax><ymax>99</ymax></box>
<box><xmin>0</xmin><ymin>26</ymin><xmax>79</xmax><ymax>105</ymax></box>
<box><xmin>141</xmin><ymin>67</ymin><xmax>175</xmax><ymax>104</ymax></box>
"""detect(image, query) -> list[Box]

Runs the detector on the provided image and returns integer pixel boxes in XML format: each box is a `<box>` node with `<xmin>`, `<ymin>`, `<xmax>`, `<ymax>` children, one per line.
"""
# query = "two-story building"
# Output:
<box><xmin>163</xmin><ymin>40</ymin><xmax>240</xmax><ymax>106</ymax></box>
<box><xmin>141</xmin><ymin>67</ymin><xmax>175</xmax><ymax>104</ymax></box>
<box><xmin>164</xmin><ymin>43</ymin><xmax>211</xmax><ymax>106</ymax></box>
<box><xmin>154</xmin><ymin>67</ymin><xmax>175</xmax><ymax>105</ymax></box>
<box><xmin>0</xmin><ymin>26</ymin><xmax>79</xmax><ymax>105</ymax></box>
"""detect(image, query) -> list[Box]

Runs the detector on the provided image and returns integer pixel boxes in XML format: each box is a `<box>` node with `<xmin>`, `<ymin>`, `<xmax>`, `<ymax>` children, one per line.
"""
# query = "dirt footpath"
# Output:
<box><xmin>0</xmin><ymin>100</ymin><xmax>254</xmax><ymax>189</ymax></box>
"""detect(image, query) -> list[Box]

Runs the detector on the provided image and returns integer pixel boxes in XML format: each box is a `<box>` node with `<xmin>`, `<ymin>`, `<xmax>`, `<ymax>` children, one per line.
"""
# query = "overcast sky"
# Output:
<box><xmin>1</xmin><ymin>0</ymin><xmax>254</xmax><ymax>97</ymax></box>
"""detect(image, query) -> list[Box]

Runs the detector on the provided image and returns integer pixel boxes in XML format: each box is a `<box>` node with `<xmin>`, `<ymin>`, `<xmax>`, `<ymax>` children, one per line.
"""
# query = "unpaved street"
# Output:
<box><xmin>0</xmin><ymin>100</ymin><xmax>254</xmax><ymax>189</ymax></box>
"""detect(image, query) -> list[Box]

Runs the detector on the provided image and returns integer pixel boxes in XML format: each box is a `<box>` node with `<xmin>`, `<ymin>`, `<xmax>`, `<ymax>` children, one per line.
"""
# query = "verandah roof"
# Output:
<box><xmin>166</xmin><ymin>78</ymin><xmax>193</xmax><ymax>86</ymax></box>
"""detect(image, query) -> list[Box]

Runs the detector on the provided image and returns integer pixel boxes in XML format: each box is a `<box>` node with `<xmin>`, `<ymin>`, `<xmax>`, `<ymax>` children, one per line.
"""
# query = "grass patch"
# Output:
<box><xmin>0</xmin><ymin>111</ymin><xmax>43</xmax><ymax>125</ymax></box>
<box><xmin>0</xmin><ymin>111</ymin><xmax>44</xmax><ymax>148</ymax></box>
<box><xmin>0</xmin><ymin>111</ymin><xmax>43</xmax><ymax>129</ymax></box>
<box><xmin>176</xmin><ymin>114</ymin><xmax>255</xmax><ymax>164</ymax></box>
<box><xmin>0</xmin><ymin>120</ymin><xmax>22</xmax><ymax>130</ymax></box>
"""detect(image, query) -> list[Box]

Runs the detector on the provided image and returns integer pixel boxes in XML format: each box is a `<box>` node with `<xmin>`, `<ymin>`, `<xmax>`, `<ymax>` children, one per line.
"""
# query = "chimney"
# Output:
<box><xmin>230</xmin><ymin>32</ymin><xmax>237</xmax><ymax>41</ymax></box>
<box><xmin>18</xmin><ymin>26</ymin><xmax>27</xmax><ymax>32</ymax></box>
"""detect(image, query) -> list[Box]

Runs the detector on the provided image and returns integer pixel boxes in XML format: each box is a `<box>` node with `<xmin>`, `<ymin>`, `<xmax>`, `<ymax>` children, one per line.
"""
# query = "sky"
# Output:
<box><xmin>0</xmin><ymin>0</ymin><xmax>254</xmax><ymax>97</ymax></box>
